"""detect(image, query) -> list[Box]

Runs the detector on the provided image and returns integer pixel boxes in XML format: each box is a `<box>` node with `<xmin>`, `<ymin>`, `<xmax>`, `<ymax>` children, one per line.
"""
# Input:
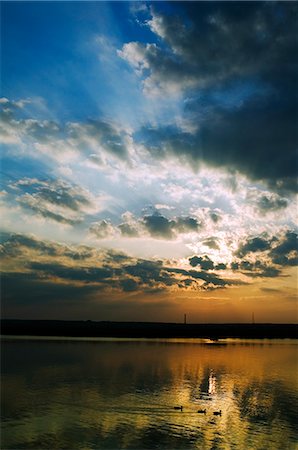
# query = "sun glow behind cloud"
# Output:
<box><xmin>1</xmin><ymin>1</ymin><xmax>297</xmax><ymax>322</ymax></box>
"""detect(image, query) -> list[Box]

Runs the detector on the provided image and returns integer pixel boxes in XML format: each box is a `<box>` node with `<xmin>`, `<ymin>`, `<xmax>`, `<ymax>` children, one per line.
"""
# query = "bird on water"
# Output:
<box><xmin>197</xmin><ymin>409</ymin><xmax>206</xmax><ymax>414</ymax></box>
<box><xmin>174</xmin><ymin>406</ymin><xmax>183</xmax><ymax>411</ymax></box>
<box><xmin>213</xmin><ymin>410</ymin><xmax>222</xmax><ymax>416</ymax></box>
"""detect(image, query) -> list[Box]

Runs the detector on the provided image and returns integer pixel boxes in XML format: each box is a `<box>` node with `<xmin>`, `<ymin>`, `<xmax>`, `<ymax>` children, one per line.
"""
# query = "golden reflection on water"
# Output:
<box><xmin>1</xmin><ymin>339</ymin><xmax>298</xmax><ymax>449</ymax></box>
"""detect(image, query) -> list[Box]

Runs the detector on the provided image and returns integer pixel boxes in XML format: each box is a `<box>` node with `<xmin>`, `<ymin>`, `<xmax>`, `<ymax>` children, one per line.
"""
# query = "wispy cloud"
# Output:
<box><xmin>11</xmin><ymin>178</ymin><xmax>106</xmax><ymax>226</ymax></box>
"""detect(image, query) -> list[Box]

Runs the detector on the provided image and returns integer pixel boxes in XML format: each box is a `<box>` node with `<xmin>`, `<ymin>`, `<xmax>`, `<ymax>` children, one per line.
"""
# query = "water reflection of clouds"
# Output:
<box><xmin>2</xmin><ymin>340</ymin><xmax>298</xmax><ymax>449</ymax></box>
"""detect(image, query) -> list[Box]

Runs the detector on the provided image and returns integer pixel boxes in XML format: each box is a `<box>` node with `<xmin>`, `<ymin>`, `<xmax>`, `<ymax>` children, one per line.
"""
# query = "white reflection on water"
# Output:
<box><xmin>1</xmin><ymin>338</ymin><xmax>298</xmax><ymax>449</ymax></box>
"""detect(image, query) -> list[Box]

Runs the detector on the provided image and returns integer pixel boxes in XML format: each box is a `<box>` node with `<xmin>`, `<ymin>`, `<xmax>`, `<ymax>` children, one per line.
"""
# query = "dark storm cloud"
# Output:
<box><xmin>256</xmin><ymin>266</ymin><xmax>281</xmax><ymax>278</ymax></box>
<box><xmin>140</xmin><ymin>93</ymin><xmax>297</xmax><ymax>192</ymax></box>
<box><xmin>147</xmin><ymin>2</ymin><xmax>297</xmax><ymax>88</ymax></box>
<box><xmin>123</xmin><ymin>259</ymin><xmax>181</xmax><ymax>289</ymax></box>
<box><xmin>186</xmin><ymin>95</ymin><xmax>297</xmax><ymax>192</ymax></box>
<box><xmin>142</xmin><ymin>213</ymin><xmax>174</xmax><ymax>239</ymax></box>
<box><xmin>235</xmin><ymin>230</ymin><xmax>298</xmax><ymax>268</ymax></box>
<box><xmin>0</xmin><ymin>233</ymin><xmax>245</xmax><ymax>299</ymax></box>
<box><xmin>235</xmin><ymin>236</ymin><xmax>273</xmax><ymax>258</ymax></box>
<box><xmin>142</xmin><ymin>212</ymin><xmax>200</xmax><ymax>239</ymax></box>
<box><xmin>215</xmin><ymin>263</ymin><xmax>226</xmax><ymax>270</ymax></box>
<box><xmin>89</xmin><ymin>212</ymin><xmax>201</xmax><ymax>240</ymax></box>
<box><xmin>189</xmin><ymin>255</ymin><xmax>214</xmax><ymax>270</ymax></box>
<box><xmin>186</xmin><ymin>250</ymin><xmax>283</xmax><ymax>280</ymax></box>
<box><xmin>1</xmin><ymin>272</ymin><xmax>99</xmax><ymax>305</ymax></box>
<box><xmin>230</xmin><ymin>259</ymin><xmax>281</xmax><ymax>278</ymax></box>
<box><xmin>123</xmin><ymin>2</ymin><xmax>298</xmax><ymax>192</ymax></box>
<box><xmin>269</xmin><ymin>231</ymin><xmax>298</xmax><ymax>266</ymax></box>
<box><xmin>167</xmin><ymin>266</ymin><xmax>240</xmax><ymax>289</ymax></box>
<box><xmin>188</xmin><ymin>269</ymin><xmax>228</xmax><ymax>287</ymax></box>
<box><xmin>0</xmin><ymin>232</ymin><xmax>99</xmax><ymax>261</ymax></box>
<box><xmin>124</xmin><ymin>2</ymin><xmax>297</xmax><ymax>93</ymax></box>
<box><xmin>0</xmin><ymin>232</ymin><xmax>60</xmax><ymax>257</ymax></box>
<box><xmin>120</xmin><ymin>278</ymin><xmax>139</xmax><ymax>292</ymax></box>
<box><xmin>28</xmin><ymin>262</ymin><xmax>113</xmax><ymax>283</ymax></box>
<box><xmin>232</xmin><ymin>230</ymin><xmax>297</xmax><ymax>277</ymax></box>
<box><xmin>141</xmin><ymin>212</ymin><xmax>200</xmax><ymax>239</ymax></box>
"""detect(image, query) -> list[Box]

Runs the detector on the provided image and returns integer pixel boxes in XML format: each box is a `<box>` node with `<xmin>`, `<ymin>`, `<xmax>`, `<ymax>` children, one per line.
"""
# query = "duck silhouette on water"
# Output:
<box><xmin>213</xmin><ymin>410</ymin><xmax>222</xmax><ymax>416</ymax></box>
<box><xmin>173</xmin><ymin>406</ymin><xmax>183</xmax><ymax>411</ymax></box>
<box><xmin>197</xmin><ymin>409</ymin><xmax>206</xmax><ymax>414</ymax></box>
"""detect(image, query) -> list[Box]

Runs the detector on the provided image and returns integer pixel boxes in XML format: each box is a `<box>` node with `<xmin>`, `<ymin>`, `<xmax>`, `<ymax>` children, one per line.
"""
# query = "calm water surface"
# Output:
<box><xmin>1</xmin><ymin>337</ymin><xmax>298</xmax><ymax>449</ymax></box>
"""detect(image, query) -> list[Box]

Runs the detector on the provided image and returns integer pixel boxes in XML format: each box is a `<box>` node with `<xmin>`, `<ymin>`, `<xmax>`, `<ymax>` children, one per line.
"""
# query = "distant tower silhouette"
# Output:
<box><xmin>184</xmin><ymin>314</ymin><xmax>187</xmax><ymax>325</ymax></box>
<box><xmin>252</xmin><ymin>312</ymin><xmax>255</xmax><ymax>324</ymax></box>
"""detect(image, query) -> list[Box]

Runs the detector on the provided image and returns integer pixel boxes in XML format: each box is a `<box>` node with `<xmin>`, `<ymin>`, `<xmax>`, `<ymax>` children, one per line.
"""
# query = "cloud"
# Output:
<box><xmin>1</xmin><ymin>271</ymin><xmax>99</xmax><ymax>305</ymax></box>
<box><xmin>239</xmin><ymin>260</ymin><xmax>281</xmax><ymax>278</ymax></box>
<box><xmin>142</xmin><ymin>213</ymin><xmax>174</xmax><ymax>239</ymax></box>
<box><xmin>235</xmin><ymin>236</ymin><xmax>273</xmax><ymax>258</ymax></box>
<box><xmin>0</xmin><ymin>100</ymin><xmax>131</xmax><ymax>166</ymax></box>
<box><xmin>141</xmin><ymin>212</ymin><xmax>201</xmax><ymax>240</ymax></box>
<box><xmin>13</xmin><ymin>178</ymin><xmax>102</xmax><ymax>225</ymax></box>
<box><xmin>89</xmin><ymin>220</ymin><xmax>117</xmax><ymax>239</ymax></box>
<box><xmin>269</xmin><ymin>231</ymin><xmax>298</xmax><ymax>266</ymax></box>
<box><xmin>0</xmin><ymin>232</ymin><xmax>96</xmax><ymax>260</ymax></box>
<box><xmin>1</xmin><ymin>233</ymin><xmax>244</xmax><ymax>296</ymax></box>
<box><xmin>256</xmin><ymin>193</ymin><xmax>288</xmax><ymax>214</ymax></box>
<box><xmin>155</xmin><ymin>204</ymin><xmax>175</xmax><ymax>211</ymax></box>
<box><xmin>202</xmin><ymin>237</ymin><xmax>220</xmax><ymax>250</ymax></box>
<box><xmin>118</xmin><ymin>41</ymin><xmax>198</xmax><ymax>96</ymax></box>
<box><xmin>167</xmin><ymin>266</ymin><xmax>241</xmax><ymax>289</ymax></box>
<box><xmin>132</xmin><ymin>3</ymin><xmax>297</xmax><ymax>96</ymax></box>
<box><xmin>139</xmin><ymin>95</ymin><xmax>297</xmax><ymax>192</ymax></box>
<box><xmin>89</xmin><ymin>211</ymin><xmax>201</xmax><ymax>241</ymax></box>
<box><xmin>189</xmin><ymin>255</ymin><xmax>214</xmax><ymax>270</ymax></box>
<box><xmin>119</xmin><ymin>3</ymin><xmax>297</xmax><ymax>192</ymax></box>
<box><xmin>118</xmin><ymin>222</ymin><xmax>140</xmax><ymax>238</ymax></box>
<box><xmin>229</xmin><ymin>258</ymin><xmax>281</xmax><ymax>278</ymax></box>
<box><xmin>28</xmin><ymin>262</ymin><xmax>113</xmax><ymax>283</ymax></box>
<box><xmin>232</xmin><ymin>230</ymin><xmax>298</xmax><ymax>274</ymax></box>
<box><xmin>186</xmin><ymin>227</ymin><xmax>297</xmax><ymax>279</ymax></box>
<box><xmin>67</xmin><ymin>120</ymin><xmax>129</xmax><ymax>160</ymax></box>
<box><xmin>209</xmin><ymin>210</ymin><xmax>222</xmax><ymax>223</ymax></box>
<box><xmin>215</xmin><ymin>263</ymin><xmax>227</xmax><ymax>270</ymax></box>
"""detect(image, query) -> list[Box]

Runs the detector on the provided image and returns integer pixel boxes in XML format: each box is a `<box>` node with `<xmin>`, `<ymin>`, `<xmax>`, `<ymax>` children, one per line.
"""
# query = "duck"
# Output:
<box><xmin>174</xmin><ymin>406</ymin><xmax>183</xmax><ymax>411</ymax></box>
<box><xmin>197</xmin><ymin>409</ymin><xmax>206</xmax><ymax>414</ymax></box>
<box><xmin>213</xmin><ymin>410</ymin><xmax>222</xmax><ymax>416</ymax></box>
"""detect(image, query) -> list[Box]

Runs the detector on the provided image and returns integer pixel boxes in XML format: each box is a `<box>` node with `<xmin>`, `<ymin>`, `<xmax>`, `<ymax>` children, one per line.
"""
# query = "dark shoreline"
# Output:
<box><xmin>1</xmin><ymin>320</ymin><xmax>297</xmax><ymax>339</ymax></box>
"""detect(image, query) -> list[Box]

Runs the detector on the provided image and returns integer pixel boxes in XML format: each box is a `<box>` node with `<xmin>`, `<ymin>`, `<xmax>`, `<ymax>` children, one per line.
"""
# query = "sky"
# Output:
<box><xmin>1</xmin><ymin>1</ymin><xmax>297</xmax><ymax>323</ymax></box>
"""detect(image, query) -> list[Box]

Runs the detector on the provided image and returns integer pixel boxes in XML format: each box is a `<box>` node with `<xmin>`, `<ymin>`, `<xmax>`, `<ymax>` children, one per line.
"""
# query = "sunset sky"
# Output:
<box><xmin>1</xmin><ymin>1</ymin><xmax>297</xmax><ymax>323</ymax></box>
